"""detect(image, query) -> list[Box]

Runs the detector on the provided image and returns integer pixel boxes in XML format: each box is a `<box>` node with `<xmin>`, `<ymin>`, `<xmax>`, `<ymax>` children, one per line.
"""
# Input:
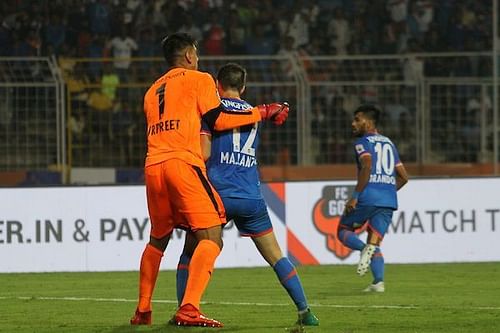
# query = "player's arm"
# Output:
<box><xmin>203</xmin><ymin>103</ymin><xmax>289</xmax><ymax>131</ymax></box>
<box><xmin>200</xmin><ymin>134</ymin><xmax>211</xmax><ymax>161</ymax></box>
<box><xmin>198</xmin><ymin>73</ymin><xmax>289</xmax><ymax>130</ymax></box>
<box><xmin>203</xmin><ymin>103</ymin><xmax>260</xmax><ymax>131</ymax></box>
<box><xmin>200</xmin><ymin>133</ymin><xmax>212</xmax><ymax>161</ymax></box>
<box><xmin>344</xmin><ymin>153</ymin><xmax>371</xmax><ymax>215</ymax></box>
<box><xmin>395</xmin><ymin>163</ymin><xmax>408</xmax><ymax>190</ymax></box>
<box><xmin>200</xmin><ymin>119</ymin><xmax>212</xmax><ymax>161</ymax></box>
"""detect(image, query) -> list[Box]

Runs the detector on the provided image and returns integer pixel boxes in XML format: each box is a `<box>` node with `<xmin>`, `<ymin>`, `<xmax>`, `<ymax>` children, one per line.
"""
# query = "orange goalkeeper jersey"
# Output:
<box><xmin>144</xmin><ymin>67</ymin><xmax>261</xmax><ymax>168</ymax></box>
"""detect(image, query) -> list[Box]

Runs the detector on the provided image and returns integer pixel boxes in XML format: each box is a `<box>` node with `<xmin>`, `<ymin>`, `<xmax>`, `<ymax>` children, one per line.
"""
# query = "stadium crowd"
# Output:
<box><xmin>0</xmin><ymin>0</ymin><xmax>494</xmax><ymax>180</ymax></box>
<box><xmin>0</xmin><ymin>0</ymin><xmax>492</xmax><ymax>59</ymax></box>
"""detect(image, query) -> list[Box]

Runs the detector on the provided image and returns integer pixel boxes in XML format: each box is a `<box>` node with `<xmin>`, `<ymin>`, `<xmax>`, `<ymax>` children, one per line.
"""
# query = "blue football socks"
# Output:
<box><xmin>370</xmin><ymin>247</ymin><xmax>384</xmax><ymax>283</ymax></box>
<box><xmin>273</xmin><ymin>257</ymin><xmax>308</xmax><ymax>311</ymax></box>
<box><xmin>338</xmin><ymin>229</ymin><xmax>365</xmax><ymax>251</ymax></box>
<box><xmin>176</xmin><ymin>253</ymin><xmax>191</xmax><ymax>306</ymax></box>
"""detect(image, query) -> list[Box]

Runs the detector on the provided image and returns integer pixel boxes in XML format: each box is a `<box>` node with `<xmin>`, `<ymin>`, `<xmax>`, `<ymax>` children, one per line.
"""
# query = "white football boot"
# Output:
<box><xmin>357</xmin><ymin>244</ymin><xmax>376</xmax><ymax>276</ymax></box>
<box><xmin>363</xmin><ymin>281</ymin><xmax>385</xmax><ymax>293</ymax></box>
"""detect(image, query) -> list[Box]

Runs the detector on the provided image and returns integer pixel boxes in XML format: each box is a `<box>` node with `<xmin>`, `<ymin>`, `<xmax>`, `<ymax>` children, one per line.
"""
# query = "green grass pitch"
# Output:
<box><xmin>1</xmin><ymin>263</ymin><xmax>499</xmax><ymax>332</ymax></box>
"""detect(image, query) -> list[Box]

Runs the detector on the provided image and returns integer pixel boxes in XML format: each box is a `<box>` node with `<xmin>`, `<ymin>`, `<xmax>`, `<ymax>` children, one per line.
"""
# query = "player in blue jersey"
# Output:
<box><xmin>175</xmin><ymin>63</ymin><xmax>319</xmax><ymax>326</ymax></box>
<box><xmin>338</xmin><ymin>104</ymin><xmax>408</xmax><ymax>292</ymax></box>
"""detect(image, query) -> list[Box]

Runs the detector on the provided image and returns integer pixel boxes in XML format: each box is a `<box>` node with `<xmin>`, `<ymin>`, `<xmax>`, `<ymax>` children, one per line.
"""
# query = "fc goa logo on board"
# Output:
<box><xmin>312</xmin><ymin>185</ymin><xmax>366</xmax><ymax>260</ymax></box>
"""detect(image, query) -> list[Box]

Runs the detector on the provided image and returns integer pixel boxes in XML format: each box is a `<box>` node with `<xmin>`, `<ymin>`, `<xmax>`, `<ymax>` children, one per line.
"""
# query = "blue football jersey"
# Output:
<box><xmin>203</xmin><ymin>97</ymin><xmax>262</xmax><ymax>199</ymax></box>
<box><xmin>353</xmin><ymin>133</ymin><xmax>402</xmax><ymax>209</ymax></box>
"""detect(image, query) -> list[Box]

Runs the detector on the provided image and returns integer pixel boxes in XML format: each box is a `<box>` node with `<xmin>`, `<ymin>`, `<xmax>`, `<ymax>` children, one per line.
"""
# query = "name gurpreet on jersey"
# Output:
<box><xmin>144</xmin><ymin>68</ymin><xmax>221</xmax><ymax>168</ymax></box>
<box><xmin>203</xmin><ymin>98</ymin><xmax>262</xmax><ymax>199</ymax></box>
<box><xmin>354</xmin><ymin>133</ymin><xmax>402</xmax><ymax>209</ymax></box>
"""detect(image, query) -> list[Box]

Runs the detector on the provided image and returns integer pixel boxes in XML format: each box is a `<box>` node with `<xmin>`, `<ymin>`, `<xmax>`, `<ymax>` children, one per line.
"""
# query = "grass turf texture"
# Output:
<box><xmin>1</xmin><ymin>263</ymin><xmax>499</xmax><ymax>333</ymax></box>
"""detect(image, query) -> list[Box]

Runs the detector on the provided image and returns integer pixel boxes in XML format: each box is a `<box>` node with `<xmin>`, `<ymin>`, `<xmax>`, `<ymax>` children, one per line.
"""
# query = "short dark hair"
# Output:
<box><xmin>354</xmin><ymin>104</ymin><xmax>381</xmax><ymax>126</ymax></box>
<box><xmin>161</xmin><ymin>33</ymin><xmax>197</xmax><ymax>67</ymax></box>
<box><xmin>216</xmin><ymin>63</ymin><xmax>247</xmax><ymax>92</ymax></box>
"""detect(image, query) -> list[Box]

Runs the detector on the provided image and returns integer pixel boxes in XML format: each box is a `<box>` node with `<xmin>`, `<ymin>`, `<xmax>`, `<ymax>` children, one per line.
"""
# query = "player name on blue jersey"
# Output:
<box><xmin>220</xmin><ymin>151</ymin><xmax>257</xmax><ymax>168</ymax></box>
<box><xmin>369</xmin><ymin>174</ymin><xmax>396</xmax><ymax>185</ymax></box>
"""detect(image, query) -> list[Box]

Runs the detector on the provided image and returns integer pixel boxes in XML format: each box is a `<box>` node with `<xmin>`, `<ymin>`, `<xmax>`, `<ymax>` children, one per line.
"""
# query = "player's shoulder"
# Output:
<box><xmin>376</xmin><ymin>133</ymin><xmax>396</xmax><ymax>146</ymax></box>
<box><xmin>185</xmin><ymin>69</ymin><xmax>214</xmax><ymax>83</ymax></box>
<box><xmin>353</xmin><ymin>135</ymin><xmax>368</xmax><ymax>146</ymax></box>
<box><xmin>144</xmin><ymin>76</ymin><xmax>163</xmax><ymax>99</ymax></box>
<box><xmin>360</xmin><ymin>133</ymin><xmax>394</xmax><ymax>144</ymax></box>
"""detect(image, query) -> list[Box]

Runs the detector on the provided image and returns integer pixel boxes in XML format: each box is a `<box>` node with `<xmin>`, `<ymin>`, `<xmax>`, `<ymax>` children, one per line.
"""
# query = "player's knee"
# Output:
<box><xmin>367</xmin><ymin>230</ymin><xmax>383</xmax><ymax>246</ymax></box>
<box><xmin>337</xmin><ymin>226</ymin><xmax>349</xmax><ymax>244</ymax></box>
<box><xmin>149</xmin><ymin>234</ymin><xmax>170</xmax><ymax>252</ymax></box>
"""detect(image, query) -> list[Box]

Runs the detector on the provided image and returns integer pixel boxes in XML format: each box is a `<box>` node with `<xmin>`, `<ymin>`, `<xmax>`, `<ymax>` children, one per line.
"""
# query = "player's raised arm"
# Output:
<box><xmin>202</xmin><ymin>100</ymin><xmax>290</xmax><ymax>131</ymax></box>
<box><xmin>197</xmin><ymin>71</ymin><xmax>290</xmax><ymax>130</ymax></box>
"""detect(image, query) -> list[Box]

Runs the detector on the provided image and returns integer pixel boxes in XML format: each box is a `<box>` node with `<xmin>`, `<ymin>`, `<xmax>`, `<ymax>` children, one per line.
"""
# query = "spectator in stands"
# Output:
<box><xmin>112</xmin><ymin>100</ymin><xmax>135</xmax><ymax>166</ymax></box>
<box><xmin>106</xmin><ymin>26</ymin><xmax>138</xmax><ymax>82</ymax></box>
<box><xmin>246</xmin><ymin>24</ymin><xmax>276</xmax><ymax>55</ymax></box>
<box><xmin>88</xmin><ymin>0</ymin><xmax>111</xmax><ymax>36</ymax></box>
<box><xmin>177</xmin><ymin>15</ymin><xmax>203</xmax><ymax>43</ymax></box>
<box><xmin>225</xmin><ymin>10</ymin><xmax>246</xmax><ymax>54</ymax></box>
<box><xmin>101</xmin><ymin>63</ymin><xmax>120</xmax><ymax>103</ymax></box>
<box><xmin>415</xmin><ymin>0</ymin><xmax>434</xmax><ymax>35</ymax></box>
<box><xmin>202</xmin><ymin>10</ymin><xmax>225</xmax><ymax>55</ymax></box>
<box><xmin>44</xmin><ymin>12</ymin><xmax>66</xmax><ymax>56</ymax></box>
<box><xmin>287</xmin><ymin>7</ymin><xmax>310</xmax><ymax>49</ymax></box>
<box><xmin>327</xmin><ymin>7</ymin><xmax>350</xmax><ymax>55</ymax></box>
<box><xmin>0</xmin><ymin>0</ymin><xmax>495</xmax><ymax>59</ymax></box>
<box><xmin>87</xmin><ymin>34</ymin><xmax>106</xmax><ymax>82</ymax></box>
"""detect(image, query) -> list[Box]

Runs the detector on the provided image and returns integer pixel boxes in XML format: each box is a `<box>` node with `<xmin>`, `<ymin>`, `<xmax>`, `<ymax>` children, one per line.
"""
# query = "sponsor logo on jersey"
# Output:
<box><xmin>221</xmin><ymin>99</ymin><xmax>252</xmax><ymax>111</ymax></box>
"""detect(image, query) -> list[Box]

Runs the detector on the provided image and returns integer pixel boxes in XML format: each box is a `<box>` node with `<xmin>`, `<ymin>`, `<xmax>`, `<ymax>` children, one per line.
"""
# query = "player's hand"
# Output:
<box><xmin>343</xmin><ymin>198</ymin><xmax>357</xmax><ymax>215</ymax></box>
<box><xmin>257</xmin><ymin>102</ymin><xmax>290</xmax><ymax>126</ymax></box>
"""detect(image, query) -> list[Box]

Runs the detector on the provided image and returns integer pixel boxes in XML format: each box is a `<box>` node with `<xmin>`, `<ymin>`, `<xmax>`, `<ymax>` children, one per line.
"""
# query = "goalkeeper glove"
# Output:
<box><xmin>257</xmin><ymin>102</ymin><xmax>290</xmax><ymax>126</ymax></box>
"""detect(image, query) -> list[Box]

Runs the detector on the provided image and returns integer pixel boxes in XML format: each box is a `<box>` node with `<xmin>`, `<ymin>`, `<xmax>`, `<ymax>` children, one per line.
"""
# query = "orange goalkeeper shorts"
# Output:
<box><xmin>145</xmin><ymin>159</ymin><xmax>226</xmax><ymax>239</ymax></box>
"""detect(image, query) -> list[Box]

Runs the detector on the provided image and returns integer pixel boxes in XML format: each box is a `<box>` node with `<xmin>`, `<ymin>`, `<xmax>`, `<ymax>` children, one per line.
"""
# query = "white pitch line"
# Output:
<box><xmin>0</xmin><ymin>296</ymin><xmax>417</xmax><ymax>309</ymax></box>
<box><xmin>2</xmin><ymin>296</ymin><xmax>500</xmax><ymax>311</ymax></box>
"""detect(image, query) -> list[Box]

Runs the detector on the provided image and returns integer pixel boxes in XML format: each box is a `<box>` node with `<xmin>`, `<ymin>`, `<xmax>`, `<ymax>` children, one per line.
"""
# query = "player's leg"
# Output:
<box><xmin>338</xmin><ymin>206</ymin><xmax>379</xmax><ymax>276</ymax></box>
<box><xmin>252</xmin><ymin>232</ymin><xmax>319</xmax><ymax>326</ymax></box>
<box><xmin>176</xmin><ymin>231</ymin><xmax>197</xmax><ymax>306</ymax></box>
<box><xmin>229</xmin><ymin>197</ymin><xmax>319</xmax><ymax>326</ymax></box>
<box><xmin>363</xmin><ymin>208</ymin><xmax>393</xmax><ymax>292</ymax></box>
<box><xmin>337</xmin><ymin>206</ymin><xmax>371</xmax><ymax>252</ymax></box>
<box><xmin>175</xmin><ymin>225</ymin><xmax>223</xmax><ymax>327</ymax></box>
<box><xmin>130</xmin><ymin>234</ymin><xmax>171</xmax><ymax>325</ymax></box>
<box><xmin>169</xmin><ymin>162</ymin><xmax>225</xmax><ymax>327</ymax></box>
<box><xmin>131</xmin><ymin>163</ymin><xmax>174</xmax><ymax>325</ymax></box>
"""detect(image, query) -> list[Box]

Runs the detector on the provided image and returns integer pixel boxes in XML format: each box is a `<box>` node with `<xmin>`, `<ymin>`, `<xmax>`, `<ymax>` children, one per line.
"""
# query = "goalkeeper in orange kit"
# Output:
<box><xmin>129</xmin><ymin>32</ymin><xmax>289</xmax><ymax>328</ymax></box>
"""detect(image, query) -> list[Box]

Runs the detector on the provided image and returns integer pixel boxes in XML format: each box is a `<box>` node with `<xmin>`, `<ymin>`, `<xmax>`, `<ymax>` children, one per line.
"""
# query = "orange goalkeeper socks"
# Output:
<box><xmin>181</xmin><ymin>239</ymin><xmax>220</xmax><ymax>309</ymax></box>
<box><xmin>137</xmin><ymin>243</ymin><xmax>163</xmax><ymax>312</ymax></box>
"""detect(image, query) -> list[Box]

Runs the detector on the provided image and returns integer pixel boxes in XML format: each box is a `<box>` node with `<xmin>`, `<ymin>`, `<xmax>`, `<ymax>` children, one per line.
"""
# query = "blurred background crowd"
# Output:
<box><xmin>0</xmin><ymin>0</ymin><xmax>492</xmax><ymax>59</ymax></box>
<box><xmin>0</xmin><ymin>0</ymin><xmax>496</xmax><ymax>185</ymax></box>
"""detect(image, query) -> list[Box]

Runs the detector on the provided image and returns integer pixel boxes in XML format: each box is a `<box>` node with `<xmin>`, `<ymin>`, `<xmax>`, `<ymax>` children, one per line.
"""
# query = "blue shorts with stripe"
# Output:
<box><xmin>339</xmin><ymin>205</ymin><xmax>394</xmax><ymax>238</ymax></box>
<box><xmin>222</xmin><ymin>197</ymin><xmax>273</xmax><ymax>237</ymax></box>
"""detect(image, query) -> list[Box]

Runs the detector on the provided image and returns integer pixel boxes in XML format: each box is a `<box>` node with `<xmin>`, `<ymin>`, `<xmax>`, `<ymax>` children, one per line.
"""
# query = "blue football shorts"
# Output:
<box><xmin>340</xmin><ymin>205</ymin><xmax>394</xmax><ymax>238</ymax></box>
<box><xmin>222</xmin><ymin>197</ymin><xmax>273</xmax><ymax>237</ymax></box>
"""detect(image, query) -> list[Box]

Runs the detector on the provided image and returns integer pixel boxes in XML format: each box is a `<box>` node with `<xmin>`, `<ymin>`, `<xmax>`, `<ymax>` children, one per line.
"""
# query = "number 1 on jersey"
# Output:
<box><xmin>156</xmin><ymin>83</ymin><xmax>166</xmax><ymax>119</ymax></box>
